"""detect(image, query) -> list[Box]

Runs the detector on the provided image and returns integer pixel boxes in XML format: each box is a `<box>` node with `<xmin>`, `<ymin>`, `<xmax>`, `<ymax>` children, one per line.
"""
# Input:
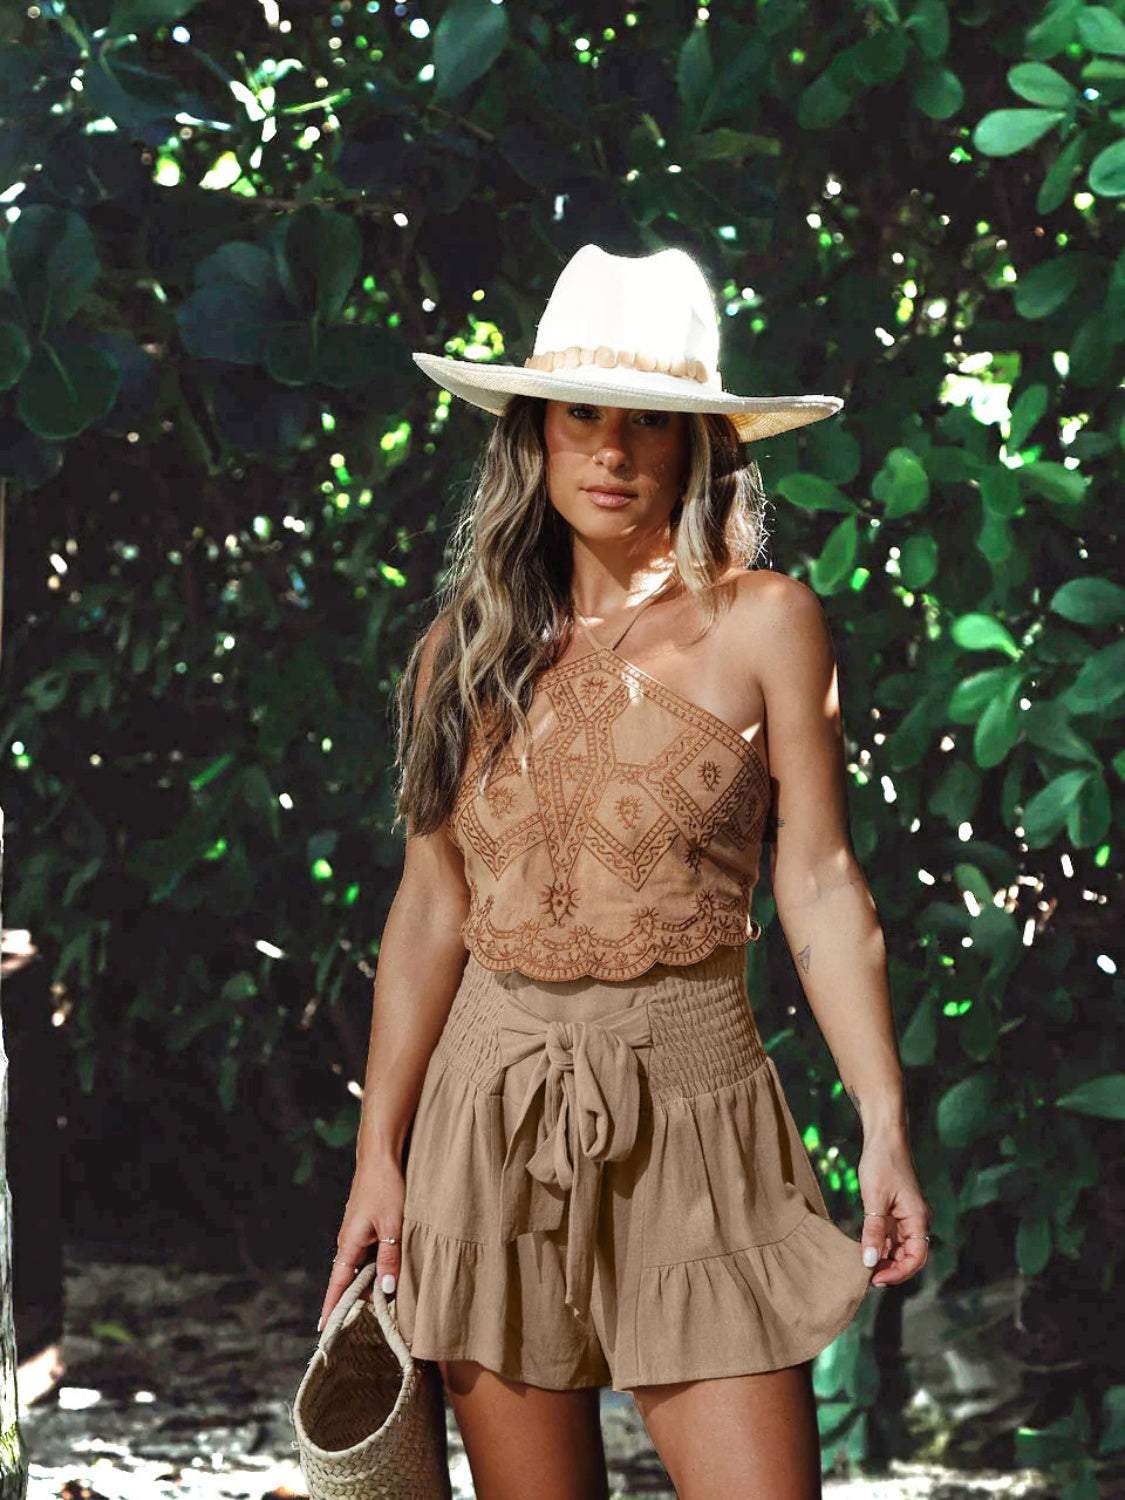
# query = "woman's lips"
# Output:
<box><xmin>584</xmin><ymin>488</ymin><xmax>637</xmax><ymax>509</ymax></box>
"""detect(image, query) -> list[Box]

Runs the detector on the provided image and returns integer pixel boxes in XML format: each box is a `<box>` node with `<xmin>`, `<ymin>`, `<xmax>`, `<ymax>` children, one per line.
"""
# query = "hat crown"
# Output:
<box><xmin>532</xmin><ymin>244</ymin><xmax>724</xmax><ymax>391</ymax></box>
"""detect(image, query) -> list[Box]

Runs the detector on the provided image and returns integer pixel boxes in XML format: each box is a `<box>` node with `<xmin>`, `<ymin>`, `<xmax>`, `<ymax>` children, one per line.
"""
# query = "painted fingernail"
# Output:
<box><xmin>382</xmin><ymin>1273</ymin><xmax>397</xmax><ymax>1294</ymax></box>
<box><xmin>863</xmin><ymin>1246</ymin><xmax>878</xmax><ymax>1267</ymax></box>
<box><xmin>316</xmin><ymin>1315</ymin><xmax>323</xmax><ymax>1332</ymax></box>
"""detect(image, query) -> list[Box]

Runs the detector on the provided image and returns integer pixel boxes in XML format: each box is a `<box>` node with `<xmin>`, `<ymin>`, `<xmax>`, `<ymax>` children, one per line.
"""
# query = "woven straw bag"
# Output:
<box><xmin>291</xmin><ymin>1260</ymin><xmax>453</xmax><ymax>1499</ymax></box>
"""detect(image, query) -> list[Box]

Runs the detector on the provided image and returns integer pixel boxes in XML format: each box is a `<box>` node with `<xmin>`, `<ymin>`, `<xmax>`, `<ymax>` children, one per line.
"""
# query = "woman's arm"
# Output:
<box><xmin>750</xmin><ymin>571</ymin><xmax>929</xmax><ymax>1285</ymax></box>
<box><xmin>353</xmin><ymin>820</ymin><xmax>470</xmax><ymax>1167</ymax></box>
<box><xmin>319</xmin><ymin>617</ymin><xmax>470</xmax><ymax>1328</ymax></box>
<box><xmin>355</xmin><ymin>616</ymin><xmax>471</xmax><ymax>1169</ymax></box>
<box><xmin>754</xmin><ymin>572</ymin><xmax>905</xmax><ymax>1136</ymax></box>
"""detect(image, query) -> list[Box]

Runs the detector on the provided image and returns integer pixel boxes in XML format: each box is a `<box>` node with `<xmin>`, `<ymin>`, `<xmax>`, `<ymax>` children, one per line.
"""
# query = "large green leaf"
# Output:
<box><xmin>5</xmin><ymin>205</ymin><xmax>99</xmax><ymax>329</ymax></box>
<box><xmin>974</xmin><ymin>670</ymin><xmax>1023</xmax><ymax>768</ymax></box>
<box><xmin>950</xmin><ymin>613</ymin><xmax>1022</xmax><ymax>658</ymax></box>
<box><xmin>1016</xmin><ymin>1214</ymin><xmax>1052</xmax><ymax>1276</ymax></box>
<box><xmin>263</xmin><ymin>322</ymin><xmax>317</xmax><ymax>385</ymax></box>
<box><xmin>1022</xmin><ymin>768</ymin><xmax>1093</xmax><ymax>844</ymax></box>
<box><xmin>1037</xmin><ymin>131</ymin><xmax>1086</xmax><ymax>213</ymax></box>
<box><xmin>1012</xmin><ymin>254</ymin><xmax>1090</xmax><ymax>318</ymax></box>
<box><xmin>1077</xmin><ymin>6</ymin><xmax>1125</xmax><ymax>55</ymax></box>
<box><xmin>904</xmin><ymin>0</ymin><xmax>949</xmax><ymax>60</ymax></box>
<box><xmin>107</xmin><ymin>0</ymin><xmax>203</xmax><ymax>36</ymax></box>
<box><xmin>1023</xmin><ymin>701</ymin><xmax>1101</xmax><ymax>766</ymax></box>
<box><xmin>929</xmin><ymin>757</ymin><xmax>982</xmax><ymax>823</ymax></box>
<box><xmin>899</xmin><ymin>533</ymin><xmax>938</xmax><ymax>588</ymax></box>
<box><xmin>809</xmin><ymin>514</ymin><xmax>857</xmax><ymax>593</ymax></box>
<box><xmin>913</xmin><ymin>64</ymin><xmax>963</xmax><ymax>120</ymax></box>
<box><xmin>176</xmin><ymin>242</ymin><xmax>290</xmax><ymax>364</ymax></box>
<box><xmin>797</xmin><ymin>69</ymin><xmax>853</xmax><ymax>129</ymax></box>
<box><xmin>1062</xmin><ymin>637</ymin><xmax>1125</xmax><ymax>712</ymax></box>
<box><xmin>949</xmin><ymin>666</ymin><xmax>1020</xmax><ymax>721</ymax></box>
<box><xmin>775</xmin><ymin>472</ymin><xmax>854</xmax><ymax>511</ymax></box>
<box><xmin>937</xmin><ymin>1070</ymin><xmax>998</xmax><ymax>1148</ymax></box>
<box><xmin>1007</xmin><ymin>61</ymin><xmax>1076</xmax><ymax>108</ymax></box>
<box><xmin>17</xmin><ymin>338</ymin><xmax>120</xmax><ymax>439</ymax></box>
<box><xmin>677</xmin><ymin>25</ymin><xmax>713</xmax><ymax>129</ymax></box>
<box><xmin>872</xmin><ymin>447</ymin><xmax>929</xmax><ymax>517</ymax></box>
<box><xmin>0</xmin><ymin>320</ymin><xmax>30</xmax><ymax>390</ymax></box>
<box><xmin>1069</xmin><ymin>770</ymin><xmax>1110</xmax><ymax>844</ymax></box>
<box><xmin>979</xmin><ymin>465</ymin><xmax>1021</xmax><ymax>516</ymax></box>
<box><xmin>1088</xmin><ymin>138</ymin><xmax>1125</xmax><ymax>196</ymax></box>
<box><xmin>1056</xmin><ymin>1076</ymin><xmax>1125</xmax><ymax>1120</ymax></box>
<box><xmin>1049</xmin><ymin>576</ymin><xmax>1125</xmax><ymax>626</ymax></box>
<box><xmin>973</xmin><ymin>107</ymin><xmax>1065</xmax><ymax>155</ymax></box>
<box><xmin>315</xmin><ymin>323</ymin><xmax>415</xmax><ymax>399</ymax></box>
<box><xmin>279</xmin><ymin>205</ymin><xmax>362</xmax><ymax>323</ymax></box>
<box><xmin>900</xmin><ymin>994</ymin><xmax>937</xmax><ymax>1067</ymax></box>
<box><xmin>848</xmin><ymin>31</ymin><xmax>910</xmax><ymax>85</ymax></box>
<box><xmin>81</xmin><ymin>48</ymin><xmax>193</xmax><ymax>130</ymax></box>
<box><xmin>432</xmin><ymin>0</ymin><xmax>510</xmax><ymax>105</ymax></box>
<box><xmin>1007</xmin><ymin>383</ymin><xmax>1048</xmax><ymax>447</ymax></box>
<box><xmin>1017</xmin><ymin>460</ymin><xmax>1090</xmax><ymax>505</ymax></box>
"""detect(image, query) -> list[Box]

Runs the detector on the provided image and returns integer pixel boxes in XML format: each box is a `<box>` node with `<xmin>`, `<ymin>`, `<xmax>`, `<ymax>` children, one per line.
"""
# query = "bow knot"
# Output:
<box><xmin>496</xmin><ymin>996</ymin><xmax>652</xmax><ymax>1321</ymax></box>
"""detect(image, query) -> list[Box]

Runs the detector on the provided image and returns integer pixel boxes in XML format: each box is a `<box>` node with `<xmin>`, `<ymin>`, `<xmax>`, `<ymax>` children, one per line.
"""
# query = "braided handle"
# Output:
<box><xmin>314</xmin><ymin>1260</ymin><xmax>409</xmax><ymax>1364</ymax></box>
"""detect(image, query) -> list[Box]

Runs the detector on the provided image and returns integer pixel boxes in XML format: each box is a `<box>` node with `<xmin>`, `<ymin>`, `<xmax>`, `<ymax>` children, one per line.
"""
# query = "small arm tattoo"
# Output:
<box><xmin>795</xmin><ymin>943</ymin><xmax>811</xmax><ymax>972</ymax></box>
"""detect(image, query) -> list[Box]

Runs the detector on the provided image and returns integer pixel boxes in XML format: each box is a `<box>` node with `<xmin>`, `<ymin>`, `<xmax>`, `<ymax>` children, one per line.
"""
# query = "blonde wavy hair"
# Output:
<box><xmin>391</xmin><ymin>394</ymin><xmax>769</xmax><ymax>838</ymax></box>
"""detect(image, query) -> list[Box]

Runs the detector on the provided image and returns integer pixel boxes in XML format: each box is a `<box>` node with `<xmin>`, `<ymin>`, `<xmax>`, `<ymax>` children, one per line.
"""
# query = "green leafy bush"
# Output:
<box><xmin>0</xmin><ymin>0</ymin><xmax>1120</xmax><ymax>1486</ymax></box>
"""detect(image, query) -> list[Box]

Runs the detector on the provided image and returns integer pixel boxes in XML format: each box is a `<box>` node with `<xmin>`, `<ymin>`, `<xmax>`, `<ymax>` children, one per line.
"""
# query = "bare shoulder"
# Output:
<box><xmin>727</xmin><ymin>566</ymin><xmax>821</xmax><ymax>613</ymax></box>
<box><xmin>722</xmin><ymin>567</ymin><xmax>827</xmax><ymax>638</ymax></box>
<box><xmin>404</xmin><ymin>609</ymin><xmax>456</xmax><ymax>733</ymax></box>
<box><xmin>415</xmin><ymin>609</ymin><xmax>454</xmax><ymax>691</ymax></box>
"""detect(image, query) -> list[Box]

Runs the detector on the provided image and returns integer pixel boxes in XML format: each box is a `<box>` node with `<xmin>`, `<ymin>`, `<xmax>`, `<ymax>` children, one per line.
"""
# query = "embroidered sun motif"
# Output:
<box><xmin>699</xmin><ymin>758</ymin><xmax>721</xmax><ymax>791</ymax></box>
<box><xmin>615</xmin><ymin>793</ymin><xmax>643</xmax><ymax>829</ymax></box>
<box><xmin>485</xmin><ymin>783</ymin><xmax>516</xmax><ymax>817</ymax></box>
<box><xmin>540</xmin><ymin>878</ymin><xmax>580</xmax><ymax>925</ymax></box>
<box><xmin>578</xmin><ymin>673</ymin><xmax>609</xmax><ymax>710</ymax></box>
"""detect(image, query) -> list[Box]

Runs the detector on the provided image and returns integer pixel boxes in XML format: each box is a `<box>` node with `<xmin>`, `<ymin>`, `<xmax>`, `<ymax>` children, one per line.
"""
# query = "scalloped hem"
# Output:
<box><xmin>613</xmin><ymin>1206</ymin><xmax>876</xmax><ymax>1393</ymax></box>
<box><xmin>393</xmin><ymin>1207</ymin><xmax>873</xmax><ymax>1395</ymax></box>
<box><xmin>394</xmin><ymin>1216</ymin><xmax>613</xmax><ymax>1391</ymax></box>
<box><xmin>459</xmin><ymin>930</ymin><xmax>755</xmax><ymax>985</ymax></box>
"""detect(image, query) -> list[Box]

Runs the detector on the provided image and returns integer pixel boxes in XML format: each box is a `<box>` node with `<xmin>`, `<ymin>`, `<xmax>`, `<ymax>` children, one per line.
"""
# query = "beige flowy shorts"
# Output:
<box><xmin>394</xmin><ymin>942</ymin><xmax>874</xmax><ymax>1392</ymax></box>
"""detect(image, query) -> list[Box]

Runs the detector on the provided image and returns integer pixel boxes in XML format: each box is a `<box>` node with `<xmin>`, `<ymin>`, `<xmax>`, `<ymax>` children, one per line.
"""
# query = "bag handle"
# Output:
<box><xmin>314</xmin><ymin>1260</ymin><xmax>411</xmax><ymax>1365</ymax></box>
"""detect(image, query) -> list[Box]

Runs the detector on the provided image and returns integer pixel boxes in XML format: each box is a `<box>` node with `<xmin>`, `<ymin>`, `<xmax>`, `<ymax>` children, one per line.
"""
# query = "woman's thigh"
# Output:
<box><xmin>438</xmin><ymin>1358</ymin><xmax>610</xmax><ymax>1500</ymax></box>
<box><xmin>630</xmin><ymin>1360</ymin><xmax>822</xmax><ymax>1500</ymax></box>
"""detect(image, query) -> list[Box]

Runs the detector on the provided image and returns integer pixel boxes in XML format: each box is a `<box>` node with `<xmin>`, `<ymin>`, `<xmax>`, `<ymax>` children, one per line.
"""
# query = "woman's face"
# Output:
<box><xmin>541</xmin><ymin>399</ymin><xmax>689</xmax><ymax>539</ymax></box>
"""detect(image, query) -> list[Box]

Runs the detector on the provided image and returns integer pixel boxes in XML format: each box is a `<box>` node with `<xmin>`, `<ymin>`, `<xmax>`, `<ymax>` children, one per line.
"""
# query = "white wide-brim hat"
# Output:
<box><xmin>413</xmin><ymin>244</ymin><xmax>844</xmax><ymax>444</ymax></box>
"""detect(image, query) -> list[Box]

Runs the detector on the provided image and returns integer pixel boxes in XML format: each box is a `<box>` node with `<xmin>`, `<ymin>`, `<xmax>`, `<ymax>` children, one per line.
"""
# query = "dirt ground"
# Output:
<box><xmin>19</xmin><ymin>1256</ymin><xmax>1053</xmax><ymax>1499</ymax></box>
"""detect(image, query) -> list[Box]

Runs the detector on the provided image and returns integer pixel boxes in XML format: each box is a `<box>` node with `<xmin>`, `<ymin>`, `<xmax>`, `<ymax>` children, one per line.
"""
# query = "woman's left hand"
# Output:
<box><xmin>857</xmin><ymin>1137</ymin><xmax>933</xmax><ymax>1287</ymax></box>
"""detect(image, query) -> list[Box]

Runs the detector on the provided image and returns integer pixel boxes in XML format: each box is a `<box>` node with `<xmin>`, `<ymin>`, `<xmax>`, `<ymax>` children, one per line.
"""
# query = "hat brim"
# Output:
<box><xmin>412</xmin><ymin>353</ymin><xmax>843</xmax><ymax>443</ymax></box>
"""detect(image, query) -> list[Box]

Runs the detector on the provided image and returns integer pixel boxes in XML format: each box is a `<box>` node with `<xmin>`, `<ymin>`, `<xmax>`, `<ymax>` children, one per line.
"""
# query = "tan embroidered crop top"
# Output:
<box><xmin>448</xmin><ymin>595</ymin><xmax>772</xmax><ymax>983</ymax></box>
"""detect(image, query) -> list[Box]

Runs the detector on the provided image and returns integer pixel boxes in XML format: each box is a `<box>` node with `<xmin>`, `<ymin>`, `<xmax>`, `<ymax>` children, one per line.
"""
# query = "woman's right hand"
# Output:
<box><xmin>317</xmin><ymin>1153</ymin><xmax>406</xmax><ymax>1335</ymax></box>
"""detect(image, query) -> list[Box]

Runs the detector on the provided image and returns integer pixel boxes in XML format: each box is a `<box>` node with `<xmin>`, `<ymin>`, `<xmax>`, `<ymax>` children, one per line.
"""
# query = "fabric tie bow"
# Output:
<box><xmin>497</xmin><ymin>997</ymin><xmax>652</xmax><ymax>1321</ymax></box>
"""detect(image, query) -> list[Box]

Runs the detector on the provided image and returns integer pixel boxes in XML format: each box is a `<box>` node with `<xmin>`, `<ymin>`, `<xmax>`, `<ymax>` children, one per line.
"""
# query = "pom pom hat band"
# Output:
<box><xmin>412</xmin><ymin>244</ymin><xmax>844</xmax><ymax>445</ymax></box>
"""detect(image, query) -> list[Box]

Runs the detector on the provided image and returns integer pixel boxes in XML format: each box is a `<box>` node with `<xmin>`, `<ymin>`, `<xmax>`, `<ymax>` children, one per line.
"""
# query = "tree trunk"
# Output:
<box><xmin>0</xmin><ymin>802</ymin><xmax>31</xmax><ymax>1496</ymax></box>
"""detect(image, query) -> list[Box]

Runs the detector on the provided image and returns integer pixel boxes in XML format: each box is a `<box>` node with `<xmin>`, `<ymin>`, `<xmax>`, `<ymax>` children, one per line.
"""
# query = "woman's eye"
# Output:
<box><xmin>568</xmin><ymin>405</ymin><xmax>668</xmax><ymax>426</ymax></box>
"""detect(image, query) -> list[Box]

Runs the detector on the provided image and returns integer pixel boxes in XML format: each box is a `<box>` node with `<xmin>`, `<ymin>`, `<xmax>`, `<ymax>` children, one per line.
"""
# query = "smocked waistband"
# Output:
<box><xmin>440</xmin><ymin>944</ymin><xmax>766</xmax><ymax>1103</ymax></box>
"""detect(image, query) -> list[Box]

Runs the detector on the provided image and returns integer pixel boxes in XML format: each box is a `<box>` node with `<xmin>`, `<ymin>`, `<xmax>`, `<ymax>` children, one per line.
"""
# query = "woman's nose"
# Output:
<box><xmin>596</xmin><ymin>440</ymin><xmax>632</xmax><ymax>468</ymax></box>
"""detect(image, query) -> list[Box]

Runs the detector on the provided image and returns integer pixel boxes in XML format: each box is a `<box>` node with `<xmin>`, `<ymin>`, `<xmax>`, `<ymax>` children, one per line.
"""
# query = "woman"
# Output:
<box><xmin>318</xmin><ymin>245</ymin><xmax>931</xmax><ymax>1498</ymax></box>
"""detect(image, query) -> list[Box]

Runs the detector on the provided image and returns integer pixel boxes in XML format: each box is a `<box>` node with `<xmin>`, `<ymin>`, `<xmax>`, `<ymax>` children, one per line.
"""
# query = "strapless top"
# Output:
<box><xmin>448</xmin><ymin>601</ymin><xmax>772</xmax><ymax>983</ymax></box>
